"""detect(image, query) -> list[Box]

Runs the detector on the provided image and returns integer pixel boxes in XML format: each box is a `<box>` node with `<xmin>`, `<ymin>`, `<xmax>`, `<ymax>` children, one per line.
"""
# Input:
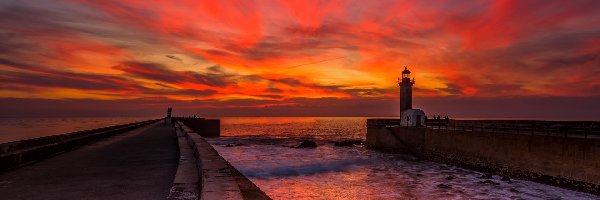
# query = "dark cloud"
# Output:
<box><xmin>207</xmin><ymin>65</ymin><xmax>226</xmax><ymax>73</ymax></box>
<box><xmin>0</xmin><ymin>59</ymin><xmax>134</xmax><ymax>91</ymax></box>
<box><xmin>537</xmin><ymin>52</ymin><xmax>599</xmax><ymax>68</ymax></box>
<box><xmin>0</xmin><ymin>60</ymin><xmax>218</xmax><ymax>97</ymax></box>
<box><xmin>0</xmin><ymin>2</ymin><xmax>77</xmax><ymax>33</ymax></box>
<box><xmin>239</xmin><ymin>75</ymin><xmax>263</xmax><ymax>83</ymax></box>
<box><xmin>254</xmin><ymin>94</ymin><xmax>284</xmax><ymax>99</ymax></box>
<box><xmin>239</xmin><ymin>23</ymin><xmax>360</xmax><ymax>61</ymax></box>
<box><xmin>266</xmin><ymin>77</ymin><xmax>346</xmax><ymax>94</ymax></box>
<box><xmin>0</xmin><ymin>32</ymin><xmax>37</xmax><ymax>57</ymax></box>
<box><xmin>0</xmin><ymin>71</ymin><xmax>127</xmax><ymax>91</ymax></box>
<box><xmin>185</xmin><ymin>71</ymin><xmax>229</xmax><ymax>87</ymax></box>
<box><xmin>154</xmin><ymin>82</ymin><xmax>176</xmax><ymax>89</ymax></box>
<box><xmin>114</xmin><ymin>61</ymin><xmax>229</xmax><ymax>87</ymax></box>
<box><xmin>0</xmin><ymin>84</ymin><xmax>38</xmax><ymax>92</ymax></box>
<box><xmin>114</xmin><ymin>61</ymin><xmax>348</xmax><ymax>98</ymax></box>
<box><xmin>0</xmin><ymin>57</ymin><xmax>44</xmax><ymax>72</ymax></box>
<box><xmin>148</xmin><ymin>88</ymin><xmax>216</xmax><ymax>97</ymax></box>
<box><xmin>431</xmin><ymin>84</ymin><xmax>462</xmax><ymax>96</ymax></box>
<box><xmin>271</xmin><ymin>78</ymin><xmax>302</xmax><ymax>86</ymax></box>
<box><xmin>114</xmin><ymin>62</ymin><xmax>177</xmax><ymax>82</ymax></box>
<box><xmin>265</xmin><ymin>87</ymin><xmax>283</xmax><ymax>93</ymax></box>
<box><xmin>165</xmin><ymin>55</ymin><xmax>182</xmax><ymax>62</ymax></box>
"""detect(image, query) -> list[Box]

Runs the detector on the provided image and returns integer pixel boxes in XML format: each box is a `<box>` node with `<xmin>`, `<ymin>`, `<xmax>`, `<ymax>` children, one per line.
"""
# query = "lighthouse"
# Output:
<box><xmin>398</xmin><ymin>66</ymin><xmax>415</xmax><ymax>113</ymax></box>
<box><xmin>398</xmin><ymin>66</ymin><xmax>425</xmax><ymax>126</ymax></box>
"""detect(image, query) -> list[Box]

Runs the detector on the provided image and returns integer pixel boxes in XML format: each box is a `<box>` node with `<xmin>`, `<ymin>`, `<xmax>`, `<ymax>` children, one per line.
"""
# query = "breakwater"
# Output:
<box><xmin>171</xmin><ymin>119</ymin><xmax>271</xmax><ymax>200</ymax></box>
<box><xmin>0</xmin><ymin>116</ymin><xmax>270</xmax><ymax>199</ymax></box>
<box><xmin>367</xmin><ymin>119</ymin><xmax>600</xmax><ymax>195</ymax></box>
<box><xmin>0</xmin><ymin>119</ymin><xmax>160</xmax><ymax>172</ymax></box>
<box><xmin>176</xmin><ymin>117</ymin><xmax>221</xmax><ymax>137</ymax></box>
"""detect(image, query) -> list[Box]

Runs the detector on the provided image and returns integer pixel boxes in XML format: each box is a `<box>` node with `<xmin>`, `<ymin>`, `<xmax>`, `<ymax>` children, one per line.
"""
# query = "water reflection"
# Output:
<box><xmin>0</xmin><ymin>117</ymin><xmax>152</xmax><ymax>143</ymax></box>
<box><xmin>220</xmin><ymin>117</ymin><xmax>366</xmax><ymax>140</ymax></box>
<box><xmin>210</xmin><ymin>117</ymin><xmax>599</xmax><ymax>200</ymax></box>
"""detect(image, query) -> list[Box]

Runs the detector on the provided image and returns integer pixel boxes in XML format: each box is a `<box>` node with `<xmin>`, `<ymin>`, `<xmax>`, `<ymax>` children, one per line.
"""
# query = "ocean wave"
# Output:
<box><xmin>240</xmin><ymin>159</ymin><xmax>366</xmax><ymax>178</ymax></box>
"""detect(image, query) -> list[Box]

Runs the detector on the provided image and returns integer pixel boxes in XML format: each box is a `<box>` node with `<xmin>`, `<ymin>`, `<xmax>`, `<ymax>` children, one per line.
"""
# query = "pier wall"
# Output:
<box><xmin>0</xmin><ymin>119</ymin><xmax>160</xmax><ymax>172</ymax></box>
<box><xmin>172</xmin><ymin>121</ymin><xmax>270</xmax><ymax>200</ymax></box>
<box><xmin>367</xmin><ymin>123</ymin><xmax>600</xmax><ymax>194</ymax></box>
<box><xmin>177</xmin><ymin>118</ymin><xmax>220</xmax><ymax>137</ymax></box>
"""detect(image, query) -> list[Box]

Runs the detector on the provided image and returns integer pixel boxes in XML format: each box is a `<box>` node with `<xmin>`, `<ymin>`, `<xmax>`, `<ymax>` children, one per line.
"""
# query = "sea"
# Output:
<box><xmin>1</xmin><ymin>117</ymin><xmax>598</xmax><ymax>199</ymax></box>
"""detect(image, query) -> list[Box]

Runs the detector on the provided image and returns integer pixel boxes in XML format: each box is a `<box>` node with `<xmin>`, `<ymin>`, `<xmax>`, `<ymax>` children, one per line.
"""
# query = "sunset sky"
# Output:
<box><xmin>1</xmin><ymin>0</ymin><xmax>599</xmax><ymax>119</ymax></box>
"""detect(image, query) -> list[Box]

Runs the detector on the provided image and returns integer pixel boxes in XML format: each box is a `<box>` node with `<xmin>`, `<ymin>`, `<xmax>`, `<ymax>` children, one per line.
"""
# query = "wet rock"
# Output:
<box><xmin>501</xmin><ymin>176</ymin><xmax>512</xmax><ymax>183</ymax></box>
<box><xmin>296</xmin><ymin>140</ymin><xmax>317</xmax><ymax>148</ymax></box>
<box><xmin>479</xmin><ymin>173</ymin><xmax>493</xmax><ymax>179</ymax></box>
<box><xmin>333</xmin><ymin>140</ymin><xmax>364</xmax><ymax>147</ymax></box>
<box><xmin>479</xmin><ymin>180</ymin><xmax>499</xmax><ymax>185</ymax></box>
<box><xmin>225</xmin><ymin>143</ymin><xmax>243</xmax><ymax>147</ymax></box>
<box><xmin>437</xmin><ymin>184</ymin><xmax>451</xmax><ymax>189</ymax></box>
<box><xmin>445</xmin><ymin>175</ymin><xmax>454</xmax><ymax>180</ymax></box>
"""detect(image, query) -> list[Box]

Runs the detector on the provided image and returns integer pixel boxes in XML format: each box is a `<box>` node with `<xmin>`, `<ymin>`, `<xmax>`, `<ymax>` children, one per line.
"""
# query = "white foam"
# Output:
<box><xmin>209</xmin><ymin>137</ymin><xmax>599</xmax><ymax>200</ymax></box>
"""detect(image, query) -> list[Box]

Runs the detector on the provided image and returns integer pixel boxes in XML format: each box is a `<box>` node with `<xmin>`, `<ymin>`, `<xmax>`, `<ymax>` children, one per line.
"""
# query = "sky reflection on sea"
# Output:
<box><xmin>0</xmin><ymin>117</ymin><xmax>151</xmax><ymax>143</ymax></box>
<box><xmin>209</xmin><ymin>117</ymin><xmax>599</xmax><ymax>200</ymax></box>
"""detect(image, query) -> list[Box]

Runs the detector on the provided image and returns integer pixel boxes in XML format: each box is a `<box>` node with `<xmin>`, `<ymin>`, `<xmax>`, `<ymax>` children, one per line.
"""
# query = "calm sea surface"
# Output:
<box><xmin>0</xmin><ymin>117</ymin><xmax>152</xmax><ymax>143</ymax></box>
<box><xmin>0</xmin><ymin>117</ymin><xmax>597</xmax><ymax>199</ymax></box>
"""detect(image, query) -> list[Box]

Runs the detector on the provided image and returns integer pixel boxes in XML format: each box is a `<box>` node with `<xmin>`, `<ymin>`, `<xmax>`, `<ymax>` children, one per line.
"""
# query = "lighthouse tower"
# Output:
<box><xmin>398</xmin><ymin>66</ymin><xmax>415</xmax><ymax>114</ymax></box>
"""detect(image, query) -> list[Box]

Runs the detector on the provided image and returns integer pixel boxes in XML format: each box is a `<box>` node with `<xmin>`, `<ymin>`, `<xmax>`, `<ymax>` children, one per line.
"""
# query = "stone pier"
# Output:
<box><xmin>367</xmin><ymin>119</ymin><xmax>600</xmax><ymax>195</ymax></box>
<box><xmin>0</xmin><ymin>118</ymin><xmax>270</xmax><ymax>200</ymax></box>
<box><xmin>0</xmin><ymin>121</ymin><xmax>179</xmax><ymax>199</ymax></box>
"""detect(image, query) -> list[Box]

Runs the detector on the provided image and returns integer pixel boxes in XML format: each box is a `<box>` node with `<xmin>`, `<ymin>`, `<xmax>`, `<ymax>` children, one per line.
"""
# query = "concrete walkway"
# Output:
<box><xmin>0</xmin><ymin>122</ymin><xmax>179</xmax><ymax>200</ymax></box>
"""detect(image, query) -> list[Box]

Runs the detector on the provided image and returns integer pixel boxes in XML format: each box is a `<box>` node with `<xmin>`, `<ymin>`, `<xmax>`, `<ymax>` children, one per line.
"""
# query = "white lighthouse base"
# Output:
<box><xmin>400</xmin><ymin>109</ymin><xmax>426</xmax><ymax>127</ymax></box>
